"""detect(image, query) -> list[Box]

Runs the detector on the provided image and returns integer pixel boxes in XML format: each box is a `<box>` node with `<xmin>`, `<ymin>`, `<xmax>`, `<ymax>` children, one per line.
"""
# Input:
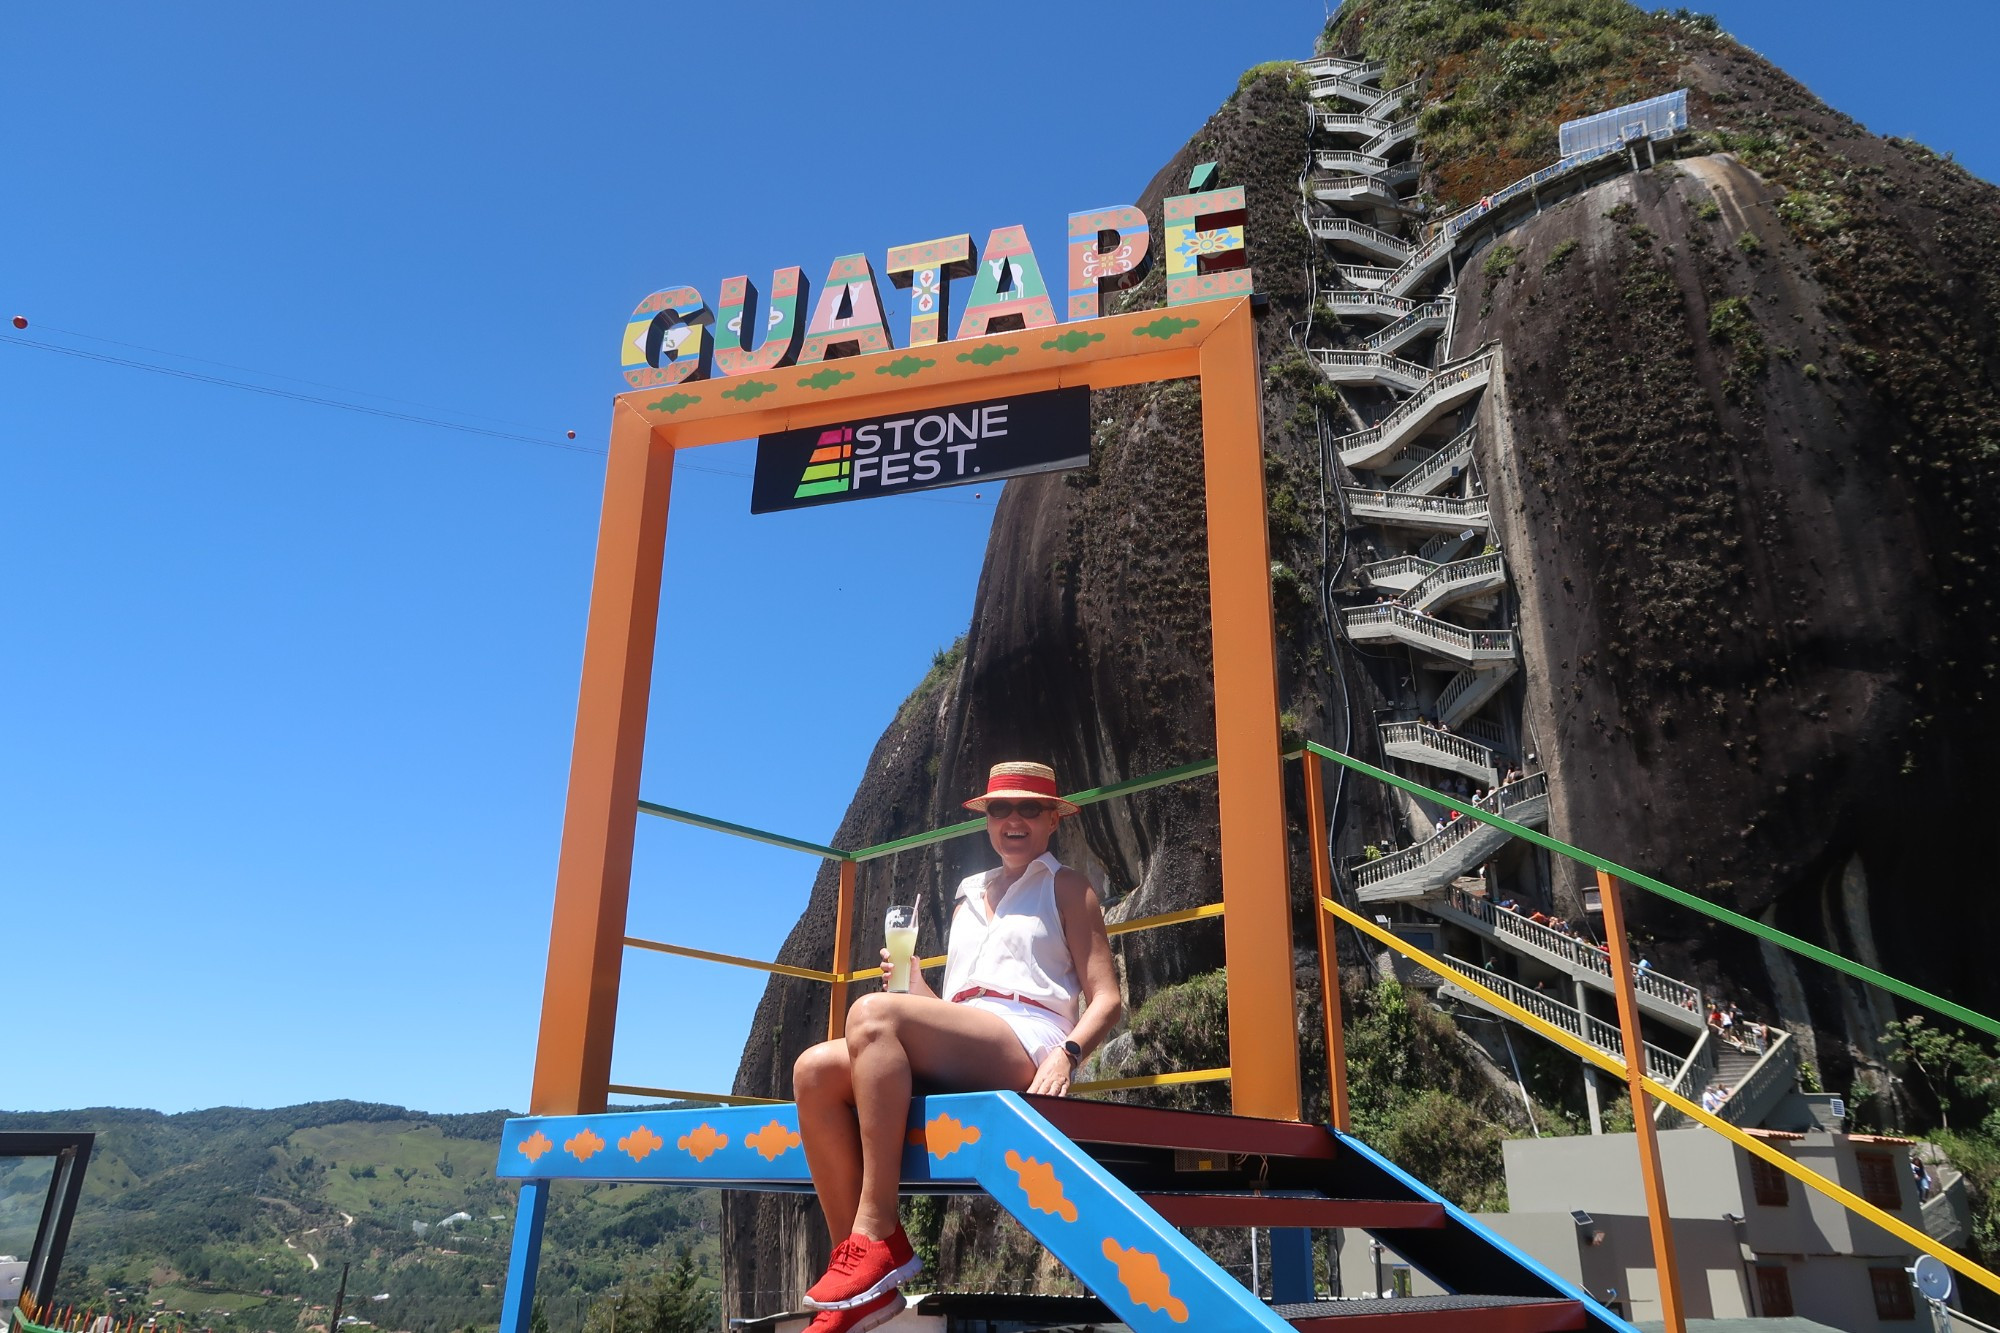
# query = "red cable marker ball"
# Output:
<box><xmin>566</xmin><ymin>430</ymin><xmax>576</xmax><ymax>439</ymax></box>
<box><xmin>10</xmin><ymin>316</ymin><xmax>25</xmax><ymax>330</ymax></box>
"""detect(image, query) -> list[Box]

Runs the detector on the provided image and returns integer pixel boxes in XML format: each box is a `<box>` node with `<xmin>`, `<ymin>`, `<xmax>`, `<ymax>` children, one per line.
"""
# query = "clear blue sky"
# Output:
<box><xmin>5</xmin><ymin>2</ymin><xmax>1994</xmax><ymax>1118</ymax></box>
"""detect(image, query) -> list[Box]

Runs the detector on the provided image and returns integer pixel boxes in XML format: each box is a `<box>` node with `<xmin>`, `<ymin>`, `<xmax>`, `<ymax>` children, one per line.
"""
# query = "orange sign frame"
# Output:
<box><xmin>528</xmin><ymin>295</ymin><xmax>1303</xmax><ymax>1122</ymax></box>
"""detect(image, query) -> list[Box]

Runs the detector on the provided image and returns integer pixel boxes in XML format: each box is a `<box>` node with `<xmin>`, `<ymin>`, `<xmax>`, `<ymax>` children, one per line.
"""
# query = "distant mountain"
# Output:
<box><xmin>0</xmin><ymin>1103</ymin><xmax>715</xmax><ymax>1333</ymax></box>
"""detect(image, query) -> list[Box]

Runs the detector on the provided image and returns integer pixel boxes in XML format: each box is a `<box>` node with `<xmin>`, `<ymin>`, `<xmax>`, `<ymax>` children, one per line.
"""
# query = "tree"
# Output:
<box><xmin>583</xmin><ymin>1249</ymin><xmax>714</xmax><ymax>1333</ymax></box>
<box><xmin>1884</xmin><ymin>1016</ymin><xmax>1999</xmax><ymax>1130</ymax></box>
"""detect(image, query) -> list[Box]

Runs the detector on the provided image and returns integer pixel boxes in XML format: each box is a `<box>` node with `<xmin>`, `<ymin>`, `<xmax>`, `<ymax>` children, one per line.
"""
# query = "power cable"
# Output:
<box><xmin>27</xmin><ymin>321</ymin><xmax>573</xmax><ymax>437</ymax></box>
<box><xmin>0</xmin><ymin>332</ymin><xmax>598</xmax><ymax>455</ymax></box>
<box><xmin>0</xmin><ymin>326</ymin><xmax>1000</xmax><ymax>505</ymax></box>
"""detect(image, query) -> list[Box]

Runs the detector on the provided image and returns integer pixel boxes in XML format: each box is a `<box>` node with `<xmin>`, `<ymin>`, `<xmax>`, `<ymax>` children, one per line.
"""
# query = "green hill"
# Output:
<box><xmin>0</xmin><ymin>1103</ymin><xmax>716</xmax><ymax>1333</ymax></box>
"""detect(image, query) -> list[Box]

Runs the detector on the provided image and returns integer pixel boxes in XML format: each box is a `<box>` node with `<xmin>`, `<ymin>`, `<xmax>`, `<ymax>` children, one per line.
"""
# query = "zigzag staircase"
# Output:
<box><xmin>498</xmin><ymin>1096</ymin><xmax>1636</xmax><ymax>1330</ymax></box>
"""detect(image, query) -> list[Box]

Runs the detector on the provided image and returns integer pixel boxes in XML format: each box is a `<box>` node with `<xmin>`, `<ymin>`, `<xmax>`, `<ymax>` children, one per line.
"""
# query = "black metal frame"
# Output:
<box><xmin>2</xmin><ymin>1132</ymin><xmax>95</xmax><ymax>1319</ymax></box>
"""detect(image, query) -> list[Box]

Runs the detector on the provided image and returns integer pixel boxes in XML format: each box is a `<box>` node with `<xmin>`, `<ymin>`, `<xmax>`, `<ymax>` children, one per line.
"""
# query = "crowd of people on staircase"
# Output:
<box><xmin>1357</xmin><ymin>762</ymin><xmax>1541</xmax><ymax>863</ymax></box>
<box><xmin>1482</xmin><ymin>893</ymin><xmax>1780</xmax><ymax>1117</ymax></box>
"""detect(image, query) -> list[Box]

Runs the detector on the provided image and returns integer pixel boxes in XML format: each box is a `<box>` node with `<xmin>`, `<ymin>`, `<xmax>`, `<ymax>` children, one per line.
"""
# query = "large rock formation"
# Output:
<box><xmin>1433</xmin><ymin>27</ymin><xmax>2000</xmax><ymax>1083</ymax></box>
<box><xmin>721</xmin><ymin>2</ymin><xmax>2000</xmax><ymax>1313</ymax></box>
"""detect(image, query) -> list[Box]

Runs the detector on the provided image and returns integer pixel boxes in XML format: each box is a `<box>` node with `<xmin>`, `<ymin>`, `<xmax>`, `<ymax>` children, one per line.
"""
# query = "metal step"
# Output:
<box><xmin>1139</xmin><ymin>1190</ymin><xmax>1447</xmax><ymax>1229</ymax></box>
<box><xmin>1029</xmin><ymin>1094</ymin><xmax>1337</xmax><ymax>1161</ymax></box>
<box><xmin>1277</xmin><ymin>1294</ymin><xmax>1587</xmax><ymax>1331</ymax></box>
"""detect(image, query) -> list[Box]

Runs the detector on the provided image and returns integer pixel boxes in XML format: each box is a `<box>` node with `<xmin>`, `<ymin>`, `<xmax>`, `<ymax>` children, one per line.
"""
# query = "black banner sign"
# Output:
<box><xmin>750</xmin><ymin>387</ymin><xmax>1090</xmax><ymax>514</ymax></box>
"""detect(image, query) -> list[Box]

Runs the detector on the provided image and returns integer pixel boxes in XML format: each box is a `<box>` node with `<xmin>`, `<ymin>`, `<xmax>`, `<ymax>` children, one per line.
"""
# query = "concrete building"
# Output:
<box><xmin>1338</xmin><ymin>1102</ymin><xmax>1956</xmax><ymax>1330</ymax></box>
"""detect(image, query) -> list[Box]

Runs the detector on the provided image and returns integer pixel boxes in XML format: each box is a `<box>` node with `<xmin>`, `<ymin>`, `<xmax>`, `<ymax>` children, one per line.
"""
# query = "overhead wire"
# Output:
<box><xmin>0</xmin><ymin>332</ymin><xmax>599</xmax><ymax>455</ymax></box>
<box><xmin>25</xmin><ymin>321</ymin><xmax>575</xmax><ymax>437</ymax></box>
<box><xmin>0</xmin><ymin>325</ymin><xmax>1000</xmax><ymax>506</ymax></box>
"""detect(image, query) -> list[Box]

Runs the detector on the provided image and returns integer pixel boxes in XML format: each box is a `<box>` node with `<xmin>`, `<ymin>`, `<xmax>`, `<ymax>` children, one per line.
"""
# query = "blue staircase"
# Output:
<box><xmin>496</xmin><ymin>1094</ymin><xmax>1633</xmax><ymax>1330</ymax></box>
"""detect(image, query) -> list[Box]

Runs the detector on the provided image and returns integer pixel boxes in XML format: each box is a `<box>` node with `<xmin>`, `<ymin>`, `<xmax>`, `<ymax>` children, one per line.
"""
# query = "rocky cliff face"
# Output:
<box><xmin>723</xmin><ymin>3</ymin><xmax>2000</xmax><ymax>1313</ymax></box>
<box><xmin>1431</xmin><ymin>32</ymin><xmax>2000</xmax><ymax>1089</ymax></box>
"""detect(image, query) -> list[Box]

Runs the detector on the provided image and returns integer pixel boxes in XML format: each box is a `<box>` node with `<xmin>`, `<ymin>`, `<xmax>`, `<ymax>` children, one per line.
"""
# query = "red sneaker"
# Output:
<box><xmin>803</xmin><ymin>1228</ymin><xmax>920</xmax><ymax>1310</ymax></box>
<box><xmin>804</xmin><ymin>1289</ymin><xmax>905</xmax><ymax>1333</ymax></box>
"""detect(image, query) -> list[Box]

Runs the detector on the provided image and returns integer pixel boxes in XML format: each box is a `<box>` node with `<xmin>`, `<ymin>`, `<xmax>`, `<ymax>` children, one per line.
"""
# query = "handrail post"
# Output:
<box><xmin>828</xmin><ymin>859</ymin><xmax>857</xmax><ymax>1042</ymax></box>
<box><xmin>1301</xmin><ymin>752</ymin><xmax>1350</xmax><ymax>1132</ymax></box>
<box><xmin>1598</xmin><ymin>869</ymin><xmax>1687</xmax><ymax>1332</ymax></box>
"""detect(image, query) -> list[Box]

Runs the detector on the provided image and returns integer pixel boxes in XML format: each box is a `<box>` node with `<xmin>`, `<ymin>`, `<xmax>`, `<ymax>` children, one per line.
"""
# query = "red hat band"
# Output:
<box><xmin>983</xmin><ymin>771</ymin><xmax>1058</xmax><ymax>799</ymax></box>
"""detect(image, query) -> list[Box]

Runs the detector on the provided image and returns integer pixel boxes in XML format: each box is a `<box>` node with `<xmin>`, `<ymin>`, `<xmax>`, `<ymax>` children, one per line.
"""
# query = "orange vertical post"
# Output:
<box><xmin>1598</xmin><ymin>869</ymin><xmax>1688</xmax><ymax>1332</ymax></box>
<box><xmin>529</xmin><ymin>400</ymin><xmax>674</xmax><ymax>1116</ymax></box>
<box><xmin>1301</xmin><ymin>752</ymin><xmax>1350</xmax><ymax>1131</ymax></box>
<box><xmin>827</xmin><ymin>859</ymin><xmax>857</xmax><ymax>1041</ymax></box>
<box><xmin>1198</xmin><ymin>298</ymin><xmax>1301</xmax><ymax>1123</ymax></box>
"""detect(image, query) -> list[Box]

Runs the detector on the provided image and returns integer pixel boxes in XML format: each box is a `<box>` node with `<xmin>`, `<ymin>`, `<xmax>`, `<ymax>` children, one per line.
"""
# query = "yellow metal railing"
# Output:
<box><xmin>1319</xmin><ymin>888</ymin><xmax>2000</xmax><ymax>1300</ymax></box>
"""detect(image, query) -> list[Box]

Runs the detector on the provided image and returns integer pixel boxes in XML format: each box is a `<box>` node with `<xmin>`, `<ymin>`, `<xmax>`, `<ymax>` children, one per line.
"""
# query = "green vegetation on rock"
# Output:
<box><xmin>1321</xmin><ymin>0</ymin><xmax>1705</xmax><ymax>205</ymax></box>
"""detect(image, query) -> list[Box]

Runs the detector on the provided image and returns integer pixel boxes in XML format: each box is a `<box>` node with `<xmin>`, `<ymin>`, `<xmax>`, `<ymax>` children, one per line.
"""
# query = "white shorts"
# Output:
<box><xmin>958</xmin><ymin>995</ymin><xmax>1072</xmax><ymax>1068</ymax></box>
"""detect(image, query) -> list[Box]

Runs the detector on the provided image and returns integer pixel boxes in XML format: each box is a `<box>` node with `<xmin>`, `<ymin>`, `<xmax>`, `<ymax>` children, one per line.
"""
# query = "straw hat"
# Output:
<box><xmin>962</xmin><ymin>760</ymin><xmax>1079</xmax><ymax>817</ymax></box>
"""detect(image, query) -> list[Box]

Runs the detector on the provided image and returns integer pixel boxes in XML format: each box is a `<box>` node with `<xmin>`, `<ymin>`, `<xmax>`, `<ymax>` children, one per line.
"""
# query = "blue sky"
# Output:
<box><xmin>4</xmin><ymin>2</ymin><xmax>1994</xmax><ymax>1117</ymax></box>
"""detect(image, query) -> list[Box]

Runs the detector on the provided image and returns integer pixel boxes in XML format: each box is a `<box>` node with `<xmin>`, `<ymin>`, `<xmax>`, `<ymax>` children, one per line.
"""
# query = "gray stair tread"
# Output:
<box><xmin>1142</xmin><ymin>1188</ymin><xmax>1327</xmax><ymax>1197</ymax></box>
<box><xmin>1275</xmin><ymin>1294</ymin><xmax>1579</xmax><ymax>1314</ymax></box>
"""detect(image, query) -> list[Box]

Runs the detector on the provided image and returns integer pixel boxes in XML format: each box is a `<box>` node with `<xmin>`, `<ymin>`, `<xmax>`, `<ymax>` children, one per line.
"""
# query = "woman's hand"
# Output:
<box><xmin>1026</xmin><ymin>1048</ymin><xmax>1074</xmax><ymax>1097</ymax></box>
<box><xmin>878</xmin><ymin>948</ymin><xmax>934</xmax><ymax>997</ymax></box>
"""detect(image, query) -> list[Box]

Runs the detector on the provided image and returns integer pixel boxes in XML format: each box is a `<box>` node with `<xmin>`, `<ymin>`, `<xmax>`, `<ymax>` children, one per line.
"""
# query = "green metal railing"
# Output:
<box><xmin>1300</xmin><ymin>740</ymin><xmax>2000</xmax><ymax>1042</ymax></box>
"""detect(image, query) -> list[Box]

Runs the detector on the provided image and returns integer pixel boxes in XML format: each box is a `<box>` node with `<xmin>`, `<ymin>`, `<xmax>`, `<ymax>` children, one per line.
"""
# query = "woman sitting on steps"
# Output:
<box><xmin>790</xmin><ymin>761</ymin><xmax>1124</xmax><ymax>1333</ymax></box>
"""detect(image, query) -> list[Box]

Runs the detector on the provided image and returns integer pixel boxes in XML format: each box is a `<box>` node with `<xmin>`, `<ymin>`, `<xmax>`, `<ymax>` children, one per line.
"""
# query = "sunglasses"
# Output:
<box><xmin>983</xmin><ymin>800</ymin><xmax>1051</xmax><ymax>820</ymax></box>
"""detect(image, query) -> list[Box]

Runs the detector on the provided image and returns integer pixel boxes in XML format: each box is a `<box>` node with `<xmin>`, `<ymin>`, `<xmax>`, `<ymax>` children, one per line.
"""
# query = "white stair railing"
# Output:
<box><xmin>1334</xmin><ymin>262</ymin><xmax>1397</xmax><ymax>289</ymax></box>
<box><xmin>1353</xmin><ymin>774</ymin><xmax>1548</xmax><ymax>888</ymax></box>
<box><xmin>1363</xmin><ymin>299</ymin><xmax>1453</xmax><ymax>351</ymax></box>
<box><xmin>1311</xmin><ymin>74</ymin><xmax>1387</xmax><ymax>106</ymax></box>
<box><xmin>1389</xmin><ymin>427</ymin><xmax>1477</xmax><ymax>494</ymax></box>
<box><xmin>1343</xmin><ymin>604</ymin><xmax>1514</xmax><ymax>659</ymax></box>
<box><xmin>1656</xmin><ymin>1031</ymin><xmax>1718</xmax><ymax>1128</ymax></box>
<box><xmin>1403</xmin><ymin>552</ymin><xmax>1505</xmax><ymax>612</ymax></box>
<box><xmin>1320</xmin><ymin>288</ymin><xmax>1416</xmax><ymax>317</ymax></box>
<box><xmin>1365</xmin><ymin>79</ymin><xmax>1421</xmax><ymax>119</ymax></box>
<box><xmin>1342</xmin><ymin>489</ymin><xmax>1490</xmax><ymax>524</ymax></box>
<box><xmin>1309</xmin><ymin>216</ymin><xmax>1414</xmax><ymax>260</ymax></box>
<box><xmin>1381</xmin><ymin>721</ymin><xmax>1499</xmax><ymax>775</ymax></box>
<box><xmin>1334</xmin><ymin>352</ymin><xmax>1495</xmax><ymax>465</ymax></box>
<box><xmin>1310</xmin><ymin>173</ymin><xmax>1406</xmax><ymax>203</ymax></box>
<box><xmin>1443</xmin><ymin>953</ymin><xmax>1697</xmax><ymax>1085</ymax></box>
<box><xmin>1459</xmin><ymin>716</ymin><xmax>1508</xmax><ymax>749</ymax></box>
<box><xmin>1299</xmin><ymin>55</ymin><xmax>1386</xmax><ymax>82</ymax></box>
<box><xmin>1313</xmin><ymin>350</ymin><xmax>1431</xmax><ymax>391</ymax></box>
<box><xmin>1442</xmin><ymin>887</ymin><xmax>1706</xmax><ymax>1013</ymax></box>
<box><xmin>1717</xmin><ymin>1031</ymin><xmax>1799</xmax><ymax>1126</ymax></box>
<box><xmin>1316</xmin><ymin>149</ymin><xmax>1391</xmax><ymax>174</ymax></box>
<box><xmin>1362</xmin><ymin>115</ymin><xmax>1419</xmax><ymax>155</ymax></box>
<box><xmin>1315</xmin><ymin>111</ymin><xmax>1392</xmax><ymax>137</ymax></box>
<box><xmin>1357</xmin><ymin>554</ymin><xmax>1436</xmax><ymax>587</ymax></box>
<box><xmin>1436</xmin><ymin>663</ymin><xmax>1498</xmax><ymax>719</ymax></box>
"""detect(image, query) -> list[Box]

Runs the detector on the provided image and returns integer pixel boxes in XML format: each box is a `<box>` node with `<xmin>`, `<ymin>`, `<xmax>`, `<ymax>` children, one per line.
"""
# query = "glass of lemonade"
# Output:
<box><xmin>884</xmin><ymin>905</ymin><xmax>919</xmax><ymax>993</ymax></box>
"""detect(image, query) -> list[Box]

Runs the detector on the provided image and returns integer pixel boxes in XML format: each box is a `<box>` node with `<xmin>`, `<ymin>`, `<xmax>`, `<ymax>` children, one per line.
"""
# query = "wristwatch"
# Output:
<box><xmin>1062</xmin><ymin>1039</ymin><xmax>1084</xmax><ymax>1066</ymax></box>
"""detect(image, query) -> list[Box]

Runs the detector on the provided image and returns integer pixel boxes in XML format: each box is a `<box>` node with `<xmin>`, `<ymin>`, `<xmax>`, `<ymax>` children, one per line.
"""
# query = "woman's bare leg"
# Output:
<box><xmin>793</xmin><ymin>1039</ymin><xmax>863</xmax><ymax>1243</ymax></box>
<box><xmin>842</xmin><ymin>993</ymin><xmax>1037</xmax><ymax>1239</ymax></box>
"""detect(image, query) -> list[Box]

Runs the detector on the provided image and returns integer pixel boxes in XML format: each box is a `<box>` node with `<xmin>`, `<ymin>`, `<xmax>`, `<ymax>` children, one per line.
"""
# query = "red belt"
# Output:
<box><xmin>951</xmin><ymin>985</ymin><xmax>1062</xmax><ymax>1017</ymax></box>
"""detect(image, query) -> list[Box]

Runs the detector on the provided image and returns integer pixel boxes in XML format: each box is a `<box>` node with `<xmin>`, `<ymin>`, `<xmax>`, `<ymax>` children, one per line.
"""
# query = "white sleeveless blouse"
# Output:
<box><xmin>938</xmin><ymin>852</ymin><xmax>1081</xmax><ymax>1026</ymax></box>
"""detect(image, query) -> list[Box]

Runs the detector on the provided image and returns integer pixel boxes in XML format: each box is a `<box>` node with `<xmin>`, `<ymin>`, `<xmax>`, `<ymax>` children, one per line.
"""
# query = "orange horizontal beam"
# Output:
<box><xmin>618</xmin><ymin>304</ymin><xmax>1217</xmax><ymax>449</ymax></box>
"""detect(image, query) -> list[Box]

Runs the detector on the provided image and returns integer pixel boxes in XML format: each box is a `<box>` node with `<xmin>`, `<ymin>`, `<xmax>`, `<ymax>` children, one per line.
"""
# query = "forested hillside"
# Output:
<box><xmin>0</xmin><ymin>1104</ymin><xmax>715</xmax><ymax>1333</ymax></box>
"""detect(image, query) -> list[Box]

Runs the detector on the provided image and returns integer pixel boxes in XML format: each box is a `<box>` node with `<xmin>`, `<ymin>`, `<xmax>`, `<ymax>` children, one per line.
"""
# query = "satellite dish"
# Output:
<box><xmin>1912</xmin><ymin>1254</ymin><xmax>1954</xmax><ymax>1302</ymax></box>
